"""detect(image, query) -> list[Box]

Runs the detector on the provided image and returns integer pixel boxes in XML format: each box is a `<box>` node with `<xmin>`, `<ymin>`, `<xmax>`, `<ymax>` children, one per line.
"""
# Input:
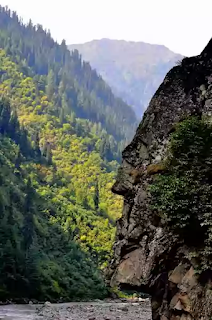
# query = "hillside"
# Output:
<box><xmin>0</xmin><ymin>6</ymin><xmax>133</xmax><ymax>301</ymax></box>
<box><xmin>0</xmin><ymin>103</ymin><xmax>106</xmax><ymax>301</ymax></box>
<box><xmin>0</xmin><ymin>9</ymin><xmax>137</xmax><ymax>144</ymax></box>
<box><xmin>69</xmin><ymin>39</ymin><xmax>183</xmax><ymax>117</ymax></box>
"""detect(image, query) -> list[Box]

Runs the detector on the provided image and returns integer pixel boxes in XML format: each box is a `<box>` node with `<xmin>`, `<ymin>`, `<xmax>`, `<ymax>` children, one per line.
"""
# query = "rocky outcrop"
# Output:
<box><xmin>109</xmin><ymin>39</ymin><xmax>212</xmax><ymax>320</ymax></box>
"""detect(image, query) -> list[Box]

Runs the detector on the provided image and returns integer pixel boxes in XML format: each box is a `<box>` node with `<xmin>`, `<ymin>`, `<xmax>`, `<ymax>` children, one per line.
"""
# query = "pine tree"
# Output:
<box><xmin>9</xmin><ymin>110</ymin><xmax>19</xmax><ymax>141</ymax></box>
<box><xmin>59</xmin><ymin>107</ymin><xmax>65</xmax><ymax>124</ymax></box>
<box><xmin>34</xmin><ymin>132</ymin><xmax>41</xmax><ymax>159</ymax></box>
<box><xmin>19</xmin><ymin>127</ymin><xmax>30</xmax><ymax>157</ymax></box>
<box><xmin>42</xmin><ymin>141</ymin><xmax>47</xmax><ymax>157</ymax></box>
<box><xmin>46</xmin><ymin>143</ymin><xmax>52</xmax><ymax>165</ymax></box>
<box><xmin>22</xmin><ymin>178</ymin><xmax>35</xmax><ymax>251</ymax></box>
<box><xmin>46</xmin><ymin>69</ymin><xmax>55</xmax><ymax>99</ymax></box>
<box><xmin>0</xmin><ymin>98</ymin><xmax>10</xmax><ymax>134</ymax></box>
<box><xmin>94</xmin><ymin>180</ymin><xmax>99</xmax><ymax>211</ymax></box>
<box><xmin>15</xmin><ymin>149</ymin><xmax>22</xmax><ymax>171</ymax></box>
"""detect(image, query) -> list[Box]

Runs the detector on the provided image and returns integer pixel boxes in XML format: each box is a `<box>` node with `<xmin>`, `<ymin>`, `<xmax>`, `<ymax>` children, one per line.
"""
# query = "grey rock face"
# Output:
<box><xmin>110</xmin><ymin>39</ymin><xmax>212</xmax><ymax>320</ymax></box>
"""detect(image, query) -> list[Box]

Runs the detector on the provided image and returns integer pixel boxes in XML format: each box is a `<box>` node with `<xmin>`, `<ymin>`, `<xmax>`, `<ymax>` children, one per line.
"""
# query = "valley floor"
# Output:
<box><xmin>0</xmin><ymin>301</ymin><xmax>152</xmax><ymax>320</ymax></box>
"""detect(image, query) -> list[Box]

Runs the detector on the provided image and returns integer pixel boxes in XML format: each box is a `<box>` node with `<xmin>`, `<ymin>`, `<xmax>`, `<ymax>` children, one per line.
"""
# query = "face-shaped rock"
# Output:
<box><xmin>109</xmin><ymin>41</ymin><xmax>212</xmax><ymax>320</ymax></box>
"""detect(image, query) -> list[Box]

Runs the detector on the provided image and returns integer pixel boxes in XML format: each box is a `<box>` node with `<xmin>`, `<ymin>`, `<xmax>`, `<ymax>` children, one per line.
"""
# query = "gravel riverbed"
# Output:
<box><xmin>0</xmin><ymin>301</ymin><xmax>152</xmax><ymax>320</ymax></box>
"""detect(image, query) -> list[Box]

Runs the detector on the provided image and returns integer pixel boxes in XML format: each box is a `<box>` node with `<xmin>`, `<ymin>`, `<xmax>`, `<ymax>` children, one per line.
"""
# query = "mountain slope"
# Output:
<box><xmin>0</xmin><ymin>7</ymin><xmax>137</xmax><ymax>143</ymax></box>
<box><xmin>0</xmin><ymin>6</ymin><xmax>130</xmax><ymax>301</ymax></box>
<box><xmin>0</xmin><ymin>97</ymin><xmax>107</xmax><ymax>301</ymax></box>
<box><xmin>69</xmin><ymin>39</ymin><xmax>183</xmax><ymax>117</ymax></box>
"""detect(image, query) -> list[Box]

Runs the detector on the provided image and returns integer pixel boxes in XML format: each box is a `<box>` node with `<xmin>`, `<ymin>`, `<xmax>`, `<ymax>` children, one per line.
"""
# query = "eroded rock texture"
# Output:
<box><xmin>109</xmin><ymin>40</ymin><xmax>212</xmax><ymax>320</ymax></box>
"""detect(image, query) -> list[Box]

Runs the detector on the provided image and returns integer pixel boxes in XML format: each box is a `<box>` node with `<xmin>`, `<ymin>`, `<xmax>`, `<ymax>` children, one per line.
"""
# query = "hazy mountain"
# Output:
<box><xmin>69</xmin><ymin>39</ymin><xmax>183</xmax><ymax>117</ymax></box>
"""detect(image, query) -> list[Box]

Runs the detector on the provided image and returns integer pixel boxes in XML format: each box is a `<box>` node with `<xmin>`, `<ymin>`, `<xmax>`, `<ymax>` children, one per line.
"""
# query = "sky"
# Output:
<box><xmin>0</xmin><ymin>0</ymin><xmax>212</xmax><ymax>57</ymax></box>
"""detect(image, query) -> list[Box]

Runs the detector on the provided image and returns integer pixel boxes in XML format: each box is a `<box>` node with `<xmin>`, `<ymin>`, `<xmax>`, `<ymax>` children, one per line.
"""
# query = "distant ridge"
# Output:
<box><xmin>69</xmin><ymin>38</ymin><xmax>183</xmax><ymax>117</ymax></box>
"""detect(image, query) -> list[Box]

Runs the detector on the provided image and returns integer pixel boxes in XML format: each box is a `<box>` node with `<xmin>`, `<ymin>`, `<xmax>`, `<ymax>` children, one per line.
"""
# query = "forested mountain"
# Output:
<box><xmin>69</xmin><ymin>39</ymin><xmax>183</xmax><ymax>117</ymax></box>
<box><xmin>0</xmin><ymin>100</ymin><xmax>106</xmax><ymax>301</ymax></box>
<box><xmin>0</xmin><ymin>8</ymin><xmax>137</xmax><ymax>143</ymax></box>
<box><xmin>0</xmin><ymin>6</ymin><xmax>132</xmax><ymax>301</ymax></box>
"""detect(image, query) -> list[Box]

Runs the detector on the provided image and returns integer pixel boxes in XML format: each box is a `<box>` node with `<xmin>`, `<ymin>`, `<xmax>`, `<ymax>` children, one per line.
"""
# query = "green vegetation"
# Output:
<box><xmin>69</xmin><ymin>39</ymin><xmax>182</xmax><ymax>117</ymax></box>
<box><xmin>0</xmin><ymin>6</ymin><xmax>132</xmax><ymax>301</ymax></box>
<box><xmin>0</xmin><ymin>7</ymin><xmax>137</xmax><ymax>144</ymax></box>
<box><xmin>150</xmin><ymin>116</ymin><xmax>212</xmax><ymax>271</ymax></box>
<box><xmin>110</xmin><ymin>287</ymin><xmax>141</xmax><ymax>299</ymax></box>
<box><xmin>0</xmin><ymin>98</ymin><xmax>107</xmax><ymax>301</ymax></box>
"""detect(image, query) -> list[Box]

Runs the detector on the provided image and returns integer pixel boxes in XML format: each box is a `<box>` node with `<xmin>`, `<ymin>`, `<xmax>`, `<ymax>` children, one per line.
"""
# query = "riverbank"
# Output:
<box><xmin>0</xmin><ymin>300</ymin><xmax>152</xmax><ymax>320</ymax></box>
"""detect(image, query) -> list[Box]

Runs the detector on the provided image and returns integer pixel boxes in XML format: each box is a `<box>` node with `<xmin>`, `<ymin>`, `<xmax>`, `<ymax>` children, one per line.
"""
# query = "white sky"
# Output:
<box><xmin>0</xmin><ymin>0</ymin><xmax>212</xmax><ymax>56</ymax></box>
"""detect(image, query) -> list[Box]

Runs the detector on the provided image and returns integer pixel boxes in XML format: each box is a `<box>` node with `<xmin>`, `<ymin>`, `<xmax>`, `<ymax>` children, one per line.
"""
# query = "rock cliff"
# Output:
<box><xmin>109</xmin><ymin>39</ymin><xmax>212</xmax><ymax>320</ymax></box>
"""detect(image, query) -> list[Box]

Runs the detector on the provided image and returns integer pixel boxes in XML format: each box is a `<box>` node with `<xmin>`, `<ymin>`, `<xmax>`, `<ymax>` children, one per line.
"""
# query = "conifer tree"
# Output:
<box><xmin>22</xmin><ymin>178</ymin><xmax>35</xmax><ymax>251</ymax></box>
<box><xmin>46</xmin><ymin>69</ymin><xmax>55</xmax><ymax>99</ymax></box>
<box><xmin>34</xmin><ymin>132</ymin><xmax>41</xmax><ymax>159</ymax></box>
<box><xmin>94</xmin><ymin>180</ymin><xmax>99</xmax><ymax>211</ymax></box>
<box><xmin>46</xmin><ymin>143</ymin><xmax>52</xmax><ymax>165</ymax></box>
<box><xmin>0</xmin><ymin>98</ymin><xmax>10</xmax><ymax>134</ymax></box>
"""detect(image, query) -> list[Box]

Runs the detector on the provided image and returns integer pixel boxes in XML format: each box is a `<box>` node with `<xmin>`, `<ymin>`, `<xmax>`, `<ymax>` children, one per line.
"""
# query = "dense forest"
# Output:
<box><xmin>0</xmin><ymin>6</ymin><xmax>137</xmax><ymax>144</ymax></box>
<box><xmin>0</xmin><ymin>6</ymin><xmax>137</xmax><ymax>301</ymax></box>
<box><xmin>0</xmin><ymin>101</ymin><xmax>107</xmax><ymax>301</ymax></box>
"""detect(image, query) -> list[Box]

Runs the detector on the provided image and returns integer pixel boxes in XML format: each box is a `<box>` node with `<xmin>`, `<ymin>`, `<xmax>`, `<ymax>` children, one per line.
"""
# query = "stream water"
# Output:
<box><xmin>0</xmin><ymin>304</ymin><xmax>36</xmax><ymax>319</ymax></box>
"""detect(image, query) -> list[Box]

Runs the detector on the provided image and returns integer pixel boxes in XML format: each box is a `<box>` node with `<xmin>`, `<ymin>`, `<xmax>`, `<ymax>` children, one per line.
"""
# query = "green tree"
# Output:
<box><xmin>46</xmin><ymin>69</ymin><xmax>55</xmax><ymax>100</ymax></box>
<box><xmin>46</xmin><ymin>143</ymin><xmax>53</xmax><ymax>165</ymax></box>
<box><xmin>22</xmin><ymin>178</ymin><xmax>35</xmax><ymax>251</ymax></box>
<box><xmin>0</xmin><ymin>98</ymin><xmax>10</xmax><ymax>134</ymax></box>
<box><xmin>94</xmin><ymin>180</ymin><xmax>100</xmax><ymax>211</ymax></box>
<box><xmin>34</xmin><ymin>132</ymin><xmax>41</xmax><ymax>159</ymax></box>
